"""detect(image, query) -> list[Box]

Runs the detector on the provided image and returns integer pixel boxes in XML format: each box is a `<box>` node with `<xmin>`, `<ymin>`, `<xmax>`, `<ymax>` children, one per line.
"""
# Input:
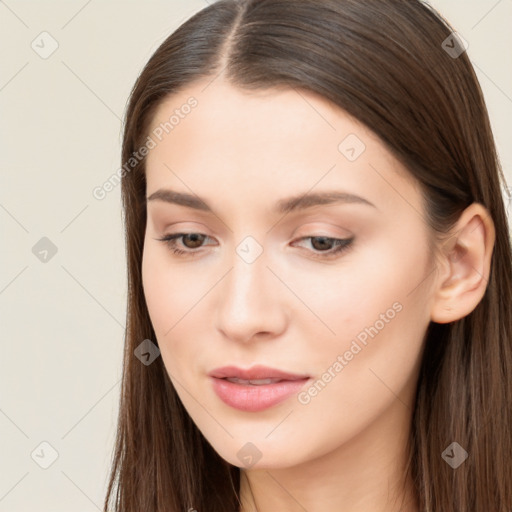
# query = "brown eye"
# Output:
<box><xmin>181</xmin><ymin>233</ymin><xmax>207</xmax><ymax>249</ymax></box>
<box><xmin>291</xmin><ymin>236</ymin><xmax>354</xmax><ymax>260</ymax></box>
<box><xmin>310</xmin><ymin>236</ymin><xmax>335</xmax><ymax>251</ymax></box>
<box><xmin>155</xmin><ymin>232</ymin><xmax>214</xmax><ymax>257</ymax></box>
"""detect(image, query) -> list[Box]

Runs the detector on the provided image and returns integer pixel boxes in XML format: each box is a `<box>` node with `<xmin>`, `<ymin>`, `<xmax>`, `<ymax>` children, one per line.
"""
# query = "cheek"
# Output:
<box><xmin>289</xmin><ymin>234</ymin><xmax>431</xmax><ymax>387</ymax></box>
<box><xmin>141</xmin><ymin>242</ymin><xmax>225</xmax><ymax>390</ymax></box>
<box><xmin>142</xmin><ymin>249</ymin><xmax>171</xmax><ymax>335</ymax></box>
<box><xmin>284</xmin><ymin>238</ymin><xmax>423</xmax><ymax>338</ymax></box>
<box><xmin>142</xmin><ymin>244</ymin><xmax>197</xmax><ymax>336</ymax></box>
<box><xmin>141</xmin><ymin>245</ymin><xmax>198</xmax><ymax>373</ymax></box>
<box><xmin>327</xmin><ymin>241</ymin><xmax>429</xmax><ymax>383</ymax></box>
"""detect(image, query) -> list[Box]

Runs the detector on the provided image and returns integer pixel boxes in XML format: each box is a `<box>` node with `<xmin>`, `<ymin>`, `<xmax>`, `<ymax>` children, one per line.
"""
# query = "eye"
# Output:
<box><xmin>155</xmin><ymin>232</ymin><xmax>215</xmax><ymax>257</ymax></box>
<box><xmin>154</xmin><ymin>233</ymin><xmax>354</xmax><ymax>260</ymax></box>
<box><xmin>291</xmin><ymin>236</ymin><xmax>354</xmax><ymax>260</ymax></box>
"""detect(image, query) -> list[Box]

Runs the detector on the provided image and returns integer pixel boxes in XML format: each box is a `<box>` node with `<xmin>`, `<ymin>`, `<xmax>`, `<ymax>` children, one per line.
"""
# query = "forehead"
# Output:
<box><xmin>147</xmin><ymin>80</ymin><xmax>358</xmax><ymax>157</ymax></box>
<box><xmin>144</xmin><ymin>79</ymin><xmax>420</xmax><ymax>218</ymax></box>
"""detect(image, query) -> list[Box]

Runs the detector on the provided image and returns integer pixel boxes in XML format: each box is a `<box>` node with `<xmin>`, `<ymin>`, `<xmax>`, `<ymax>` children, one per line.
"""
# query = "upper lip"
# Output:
<box><xmin>208</xmin><ymin>365</ymin><xmax>310</xmax><ymax>381</ymax></box>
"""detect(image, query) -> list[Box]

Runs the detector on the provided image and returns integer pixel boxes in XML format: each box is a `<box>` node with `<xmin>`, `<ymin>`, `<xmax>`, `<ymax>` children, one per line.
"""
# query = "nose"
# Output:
<box><xmin>214</xmin><ymin>244</ymin><xmax>288</xmax><ymax>344</ymax></box>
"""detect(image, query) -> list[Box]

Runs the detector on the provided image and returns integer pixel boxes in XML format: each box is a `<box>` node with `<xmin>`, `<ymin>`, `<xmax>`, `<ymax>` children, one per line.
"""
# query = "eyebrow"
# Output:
<box><xmin>146</xmin><ymin>188</ymin><xmax>376</xmax><ymax>214</ymax></box>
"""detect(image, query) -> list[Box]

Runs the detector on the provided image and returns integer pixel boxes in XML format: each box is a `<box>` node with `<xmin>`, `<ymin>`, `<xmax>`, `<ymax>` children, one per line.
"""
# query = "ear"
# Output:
<box><xmin>430</xmin><ymin>202</ymin><xmax>495</xmax><ymax>324</ymax></box>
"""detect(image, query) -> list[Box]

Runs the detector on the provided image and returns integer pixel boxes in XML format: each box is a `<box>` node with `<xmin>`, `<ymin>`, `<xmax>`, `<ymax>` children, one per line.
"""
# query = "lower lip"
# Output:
<box><xmin>210</xmin><ymin>377</ymin><xmax>310</xmax><ymax>412</ymax></box>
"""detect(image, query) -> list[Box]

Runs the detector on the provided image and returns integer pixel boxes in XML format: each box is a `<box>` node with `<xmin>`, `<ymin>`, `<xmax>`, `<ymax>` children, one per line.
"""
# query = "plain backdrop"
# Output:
<box><xmin>0</xmin><ymin>1</ymin><xmax>511</xmax><ymax>510</ymax></box>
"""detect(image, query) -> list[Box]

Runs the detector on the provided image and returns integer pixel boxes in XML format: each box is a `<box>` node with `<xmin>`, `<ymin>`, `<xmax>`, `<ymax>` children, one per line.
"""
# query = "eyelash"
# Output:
<box><xmin>155</xmin><ymin>233</ymin><xmax>354</xmax><ymax>260</ymax></box>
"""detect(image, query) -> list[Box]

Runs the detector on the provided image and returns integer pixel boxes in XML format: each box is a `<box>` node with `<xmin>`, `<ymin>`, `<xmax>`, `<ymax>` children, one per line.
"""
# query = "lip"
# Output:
<box><xmin>208</xmin><ymin>365</ymin><xmax>310</xmax><ymax>381</ymax></box>
<box><xmin>209</xmin><ymin>365</ymin><xmax>311</xmax><ymax>412</ymax></box>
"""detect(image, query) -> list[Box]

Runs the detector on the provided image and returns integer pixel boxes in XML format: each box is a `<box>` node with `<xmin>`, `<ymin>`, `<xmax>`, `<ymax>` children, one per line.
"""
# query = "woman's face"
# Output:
<box><xmin>142</xmin><ymin>79</ymin><xmax>436</xmax><ymax>469</ymax></box>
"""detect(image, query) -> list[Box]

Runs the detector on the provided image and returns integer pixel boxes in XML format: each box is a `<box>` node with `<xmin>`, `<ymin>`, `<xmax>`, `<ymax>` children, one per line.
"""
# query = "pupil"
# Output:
<box><xmin>184</xmin><ymin>233</ymin><xmax>204</xmax><ymax>248</ymax></box>
<box><xmin>312</xmin><ymin>236</ymin><xmax>331</xmax><ymax>251</ymax></box>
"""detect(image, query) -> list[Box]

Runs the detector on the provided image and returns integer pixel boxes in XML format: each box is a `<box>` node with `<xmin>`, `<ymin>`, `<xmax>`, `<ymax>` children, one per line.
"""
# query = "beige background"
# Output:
<box><xmin>0</xmin><ymin>1</ymin><xmax>511</xmax><ymax>510</ymax></box>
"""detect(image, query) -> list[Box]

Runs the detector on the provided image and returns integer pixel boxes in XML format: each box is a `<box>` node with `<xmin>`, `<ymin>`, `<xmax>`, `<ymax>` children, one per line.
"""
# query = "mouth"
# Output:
<box><xmin>223</xmin><ymin>377</ymin><xmax>288</xmax><ymax>385</ymax></box>
<box><xmin>208</xmin><ymin>364</ymin><xmax>310</xmax><ymax>381</ymax></box>
<box><xmin>208</xmin><ymin>365</ymin><xmax>311</xmax><ymax>412</ymax></box>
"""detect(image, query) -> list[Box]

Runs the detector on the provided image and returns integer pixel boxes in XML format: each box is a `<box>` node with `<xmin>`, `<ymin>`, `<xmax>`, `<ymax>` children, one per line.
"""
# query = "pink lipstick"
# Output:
<box><xmin>209</xmin><ymin>365</ymin><xmax>311</xmax><ymax>412</ymax></box>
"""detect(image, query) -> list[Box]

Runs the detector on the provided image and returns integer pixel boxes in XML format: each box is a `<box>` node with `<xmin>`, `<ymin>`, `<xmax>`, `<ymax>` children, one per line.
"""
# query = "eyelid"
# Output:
<box><xmin>157</xmin><ymin>220</ymin><xmax>353</xmax><ymax>246</ymax></box>
<box><xmin>157</xmin><ymin>227</ymin><xmax>349</xmax><ymax>247</ymax></box>
<box><xmin>292</xmin><ymin>222</ymin><xmax>352</xmax><ymax>238</ymax></box>
<box><xmin>155</xmin><ymin>230</ymin><xmax>355</xmax><ymax>261</ymax></box>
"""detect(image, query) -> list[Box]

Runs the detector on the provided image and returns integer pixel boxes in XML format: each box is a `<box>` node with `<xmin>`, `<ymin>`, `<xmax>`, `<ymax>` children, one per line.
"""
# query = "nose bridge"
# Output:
<box><xmin>225</xmin><ymin>237</ymin><xmax>270</xmax><ymax>312</ymax></box>
<box><xmin>214</xmin><ymin>235</ymin><xmax>285</xmax><ymax>341</ymax></box>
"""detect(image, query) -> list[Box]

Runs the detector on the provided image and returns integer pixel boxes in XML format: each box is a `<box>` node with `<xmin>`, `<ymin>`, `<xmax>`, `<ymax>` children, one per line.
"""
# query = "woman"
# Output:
<box><xmin>103</xmin><ymin>0</ymin><xmax>512</xmax><ymax>510</ymax></box>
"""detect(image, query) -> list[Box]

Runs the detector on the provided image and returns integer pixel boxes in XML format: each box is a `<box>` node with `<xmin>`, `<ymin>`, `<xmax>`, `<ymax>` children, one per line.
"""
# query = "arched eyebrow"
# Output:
<box><xmin>146</xmin><ymin>189</ymin><xmax>377</xmax><ymax>214</ymax></box>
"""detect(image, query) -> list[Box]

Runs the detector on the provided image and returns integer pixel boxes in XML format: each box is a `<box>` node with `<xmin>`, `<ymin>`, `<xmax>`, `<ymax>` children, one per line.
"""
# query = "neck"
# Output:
<box><xmin>238</xmin><ymin>398</ymin><xmax>419</xmax><ymax>512</ymax></box>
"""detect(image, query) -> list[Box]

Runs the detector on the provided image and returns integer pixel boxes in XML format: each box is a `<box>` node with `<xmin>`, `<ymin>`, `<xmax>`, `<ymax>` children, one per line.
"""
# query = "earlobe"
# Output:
<box><xmin>430</xmin><ymin>203</ymin><xmax>495</xmax><ymax>324</ymax></box>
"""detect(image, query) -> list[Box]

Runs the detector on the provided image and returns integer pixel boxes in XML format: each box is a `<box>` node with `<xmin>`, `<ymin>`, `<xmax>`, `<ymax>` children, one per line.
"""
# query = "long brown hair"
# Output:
<box><xmin>103</xmin><ymin>1</ymin><xmax>512</xmax><ymax>510</ymax></box>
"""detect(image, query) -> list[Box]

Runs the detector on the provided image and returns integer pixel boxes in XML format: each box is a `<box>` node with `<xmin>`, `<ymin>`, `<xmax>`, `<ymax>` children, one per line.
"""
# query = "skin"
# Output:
<box><xmin>141</xmin><ymin>78</ymin><xmax>495</xmax><ymax>512</ymax></box>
